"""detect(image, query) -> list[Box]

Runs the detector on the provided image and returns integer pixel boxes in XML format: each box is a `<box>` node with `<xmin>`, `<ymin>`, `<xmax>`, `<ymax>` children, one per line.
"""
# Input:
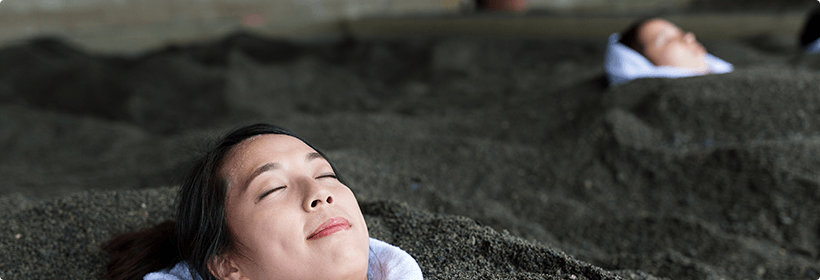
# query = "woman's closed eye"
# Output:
<box><xmin>256</xmin><ymin>174</ymin><xmax>336</xmax><ymax>202</ymax></box>
<box><xmin>258</xmin><ymin>186</ymin><xmax>286</xmax><ymax>202</ymax></box>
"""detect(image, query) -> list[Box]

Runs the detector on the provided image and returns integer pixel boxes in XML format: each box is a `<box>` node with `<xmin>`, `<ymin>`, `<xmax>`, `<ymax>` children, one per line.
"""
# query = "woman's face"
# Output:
<box><xmin>638</xmin><ymin>18</ymin><xmax>708</xmax><ymax>71</ymax></box>
<box><xmin>215</xmin><ymin>134</ymin><xmax>369</xmax><ymax>280</ymax></box>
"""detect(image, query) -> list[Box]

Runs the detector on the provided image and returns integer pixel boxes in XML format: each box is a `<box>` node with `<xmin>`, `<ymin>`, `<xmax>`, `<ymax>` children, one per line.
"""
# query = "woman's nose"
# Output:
<box><xmin>304</xmin><ymin>180</ymin><xmax>334</xmax><ymax>211</ymax></box>
<box><xmin>684</xmin><ymin>32</ymin><xmax>696</xmax><ymax>43</ymax></box>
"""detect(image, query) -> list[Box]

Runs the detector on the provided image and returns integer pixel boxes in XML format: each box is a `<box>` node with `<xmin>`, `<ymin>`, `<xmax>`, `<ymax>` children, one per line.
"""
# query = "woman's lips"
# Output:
<box><xmin>307</xmin><ymin>217</ymin><xmax>351</xmax><ymax>240</ymax></box>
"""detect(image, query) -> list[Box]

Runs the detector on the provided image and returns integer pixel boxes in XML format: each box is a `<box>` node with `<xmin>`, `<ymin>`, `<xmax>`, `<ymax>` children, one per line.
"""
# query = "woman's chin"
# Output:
<box><xmin>676</xmin><ymin>59</ymin><xmax>709</xmax><ymax>73</ymax></box>
<box><xmin>691</xmin><ymin>63</ymin><xmax>710</xmax><ymax>73</ymax></box>
<box><xmin>684</xmin><ymin>65</ymin><xmax>709</xmax><ymax>73</ymax></box>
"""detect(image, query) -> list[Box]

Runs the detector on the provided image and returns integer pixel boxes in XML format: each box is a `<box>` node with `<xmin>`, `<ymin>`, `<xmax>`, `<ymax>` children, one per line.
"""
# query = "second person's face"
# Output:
<box><xmin>638</xmin><ymin>18</ymin><xmax>708</xmax><ymax>71</ymax></box>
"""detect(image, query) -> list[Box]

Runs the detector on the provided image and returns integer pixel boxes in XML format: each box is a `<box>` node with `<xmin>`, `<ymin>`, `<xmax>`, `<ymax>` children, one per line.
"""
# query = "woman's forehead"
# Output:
<box><xmin>234</xmin><ymin>134</ymin><xmax>310</xmax><ymax>154</ymax></box>
<box><xmin>221</xmin><ymin>134</ymin><xmax>316</xmax><ymax>174</ymax></box>
<box><xmin>639</xmin><ymin>19</ymin><xmax>678</xmax><ymax>41</ymax></box>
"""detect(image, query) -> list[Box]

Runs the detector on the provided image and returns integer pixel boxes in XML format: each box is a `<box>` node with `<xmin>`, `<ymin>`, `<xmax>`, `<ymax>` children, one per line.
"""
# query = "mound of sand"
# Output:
<box><xmin>1</xmin><ymin>187</ymin><xmax>651</xmax><ymax>279</ymax></box>
<box><xmin>1</xmin><ymin>31</ymin><xmax>819</xmax><ymax>279</ymax></box>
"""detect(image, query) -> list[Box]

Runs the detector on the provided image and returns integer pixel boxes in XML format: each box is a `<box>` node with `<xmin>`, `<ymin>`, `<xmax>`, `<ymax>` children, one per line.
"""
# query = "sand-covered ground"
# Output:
<box><xmin>1</xmin><ymin>27</ymin><xmax>820</xmax><ymax>279</ymax></box>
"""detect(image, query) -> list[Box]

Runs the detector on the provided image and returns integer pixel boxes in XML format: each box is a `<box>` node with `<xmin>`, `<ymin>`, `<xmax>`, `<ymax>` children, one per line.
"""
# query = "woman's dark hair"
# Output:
<box><xmin>103</xmin><ymin>221</ymin><xmax>177</xmax><ymax>280</ymax></box>
<box><xmin>800</xmin><ymin>7</ymin><xmax>820</xmax><ymax>49</ymax></box>
<box><xmin>619</xmin><ymin>18</ymin><xmax>653</xmax><ymax>55</ymax></box>
<box><xmin>103</xmin><ymin>123</ymin><xmax>345</xmax><ymax>280</ymax></box>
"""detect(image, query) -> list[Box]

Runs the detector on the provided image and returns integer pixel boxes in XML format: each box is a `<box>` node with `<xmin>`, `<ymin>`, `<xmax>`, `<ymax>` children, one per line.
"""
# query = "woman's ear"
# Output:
<box><xmin>207</xmin><ymin>254</ymin><xmax>246</xmax><ymax>280</ymax></box>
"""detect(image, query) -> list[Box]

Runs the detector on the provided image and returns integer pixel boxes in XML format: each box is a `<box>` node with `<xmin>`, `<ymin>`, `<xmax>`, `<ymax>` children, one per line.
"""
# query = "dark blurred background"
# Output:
<box><xmin>0</xmin><ymin>0</ymin><xmax>812</xmax><ymax>53</ymax></box>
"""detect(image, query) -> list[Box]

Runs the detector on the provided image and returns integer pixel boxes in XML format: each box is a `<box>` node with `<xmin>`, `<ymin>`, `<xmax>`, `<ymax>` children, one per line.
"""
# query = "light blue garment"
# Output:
<box><xmin>806</xmin><ymin>37</ymin><xmax>820</xmax><ymax>53</ymax></box>
<box><xmin>143</xmin><ymin>237</ymin><xmax>423</xmax><ymax>280</ymax></box>
<box><xmin>144</xmin><ymin>261</ymin><xmax>201</xmax><ymax>280</ymax></box>
<box><xmin>604</xmin><ymin>33</ymin><xmax>733</xmax><ymax>87</ymax></box>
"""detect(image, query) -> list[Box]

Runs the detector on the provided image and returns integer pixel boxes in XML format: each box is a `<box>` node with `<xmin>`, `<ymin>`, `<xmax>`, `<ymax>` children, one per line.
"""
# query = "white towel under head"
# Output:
<box><xmin>144</xmin><ymin>237</ymin><xmax>423</xmax><ymax>280</ymax></box>
<box><xmin>604</xmin><ymin>33</ymin><xmax>733</xmax><ymax>87</ymax></box>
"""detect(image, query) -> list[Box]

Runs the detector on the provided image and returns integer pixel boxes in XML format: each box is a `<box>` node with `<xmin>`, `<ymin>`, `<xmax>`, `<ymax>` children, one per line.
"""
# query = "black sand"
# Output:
<box><xmin>1</xmin><ymin>28</ymin><xmax>819</xmax><ymax>279</ymax></box>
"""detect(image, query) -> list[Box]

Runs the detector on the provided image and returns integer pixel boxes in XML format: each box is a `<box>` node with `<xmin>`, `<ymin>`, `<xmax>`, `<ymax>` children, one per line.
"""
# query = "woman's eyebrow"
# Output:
<box><xmin>242</xmin><ymin>152</ymin><xmax>324</xmax><ymax>193</ymax></box>
<box><xmin>243</xmin><ymin>162</ymin><xmax>281</xmax><ymax>193</ymax></box>
<box><xmin>306</xmin><ymin>152</ymin><xmax>324</xmax><ymax>162</ymax></box>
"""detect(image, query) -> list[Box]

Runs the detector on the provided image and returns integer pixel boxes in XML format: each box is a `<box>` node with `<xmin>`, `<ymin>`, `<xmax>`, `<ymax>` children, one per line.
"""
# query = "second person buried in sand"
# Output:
<box><xmin>604</xmin><ymin>18</ymin><xmax>734</xmax><ymax>86</ymax></box>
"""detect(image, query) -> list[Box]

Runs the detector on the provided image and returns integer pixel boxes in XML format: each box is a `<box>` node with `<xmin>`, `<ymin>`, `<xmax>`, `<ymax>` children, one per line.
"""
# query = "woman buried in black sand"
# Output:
<box><xmin>604</xmin><ymin>17</ymin><xmax>733</xmax><ymax>86</ymax></box>
<box><xmin>103</xmin><ymin>124</ymin><xmax>423</xmax><ymax>280</ymax></box>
